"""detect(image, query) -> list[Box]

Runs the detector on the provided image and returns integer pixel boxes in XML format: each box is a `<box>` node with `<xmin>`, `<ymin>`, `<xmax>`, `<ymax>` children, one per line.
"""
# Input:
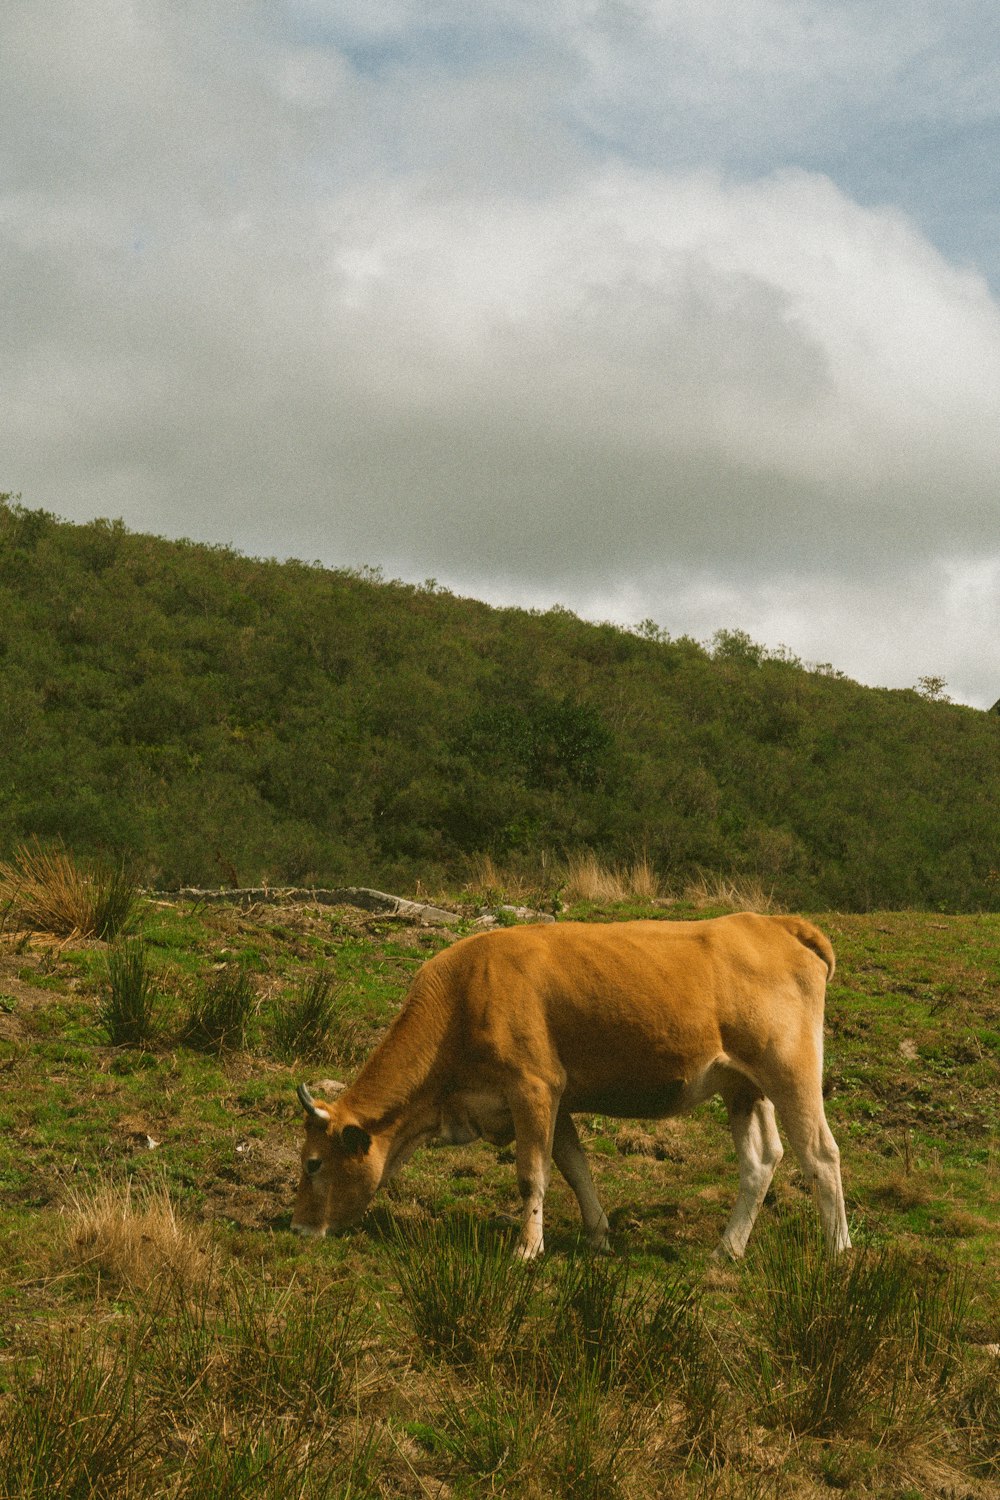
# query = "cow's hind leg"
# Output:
<box><xmin>771</xmin><ymin>1080</ymin><xmax>851</xmax><ymax>1253</ymax></box>
<box><xmin>507</xmin><ymin>1078</ymin><xmax>560</xmax><ymax>1260</ymax></box>
<box><xmin>716</xmin><ymin>1086</ymin><xmax>783</xmax><ymax>1259</ymax></box>
<box><xmin>552</xmin><ymin>1107</ymin><xmax>610</xmax><ymax>1252</ymax></box>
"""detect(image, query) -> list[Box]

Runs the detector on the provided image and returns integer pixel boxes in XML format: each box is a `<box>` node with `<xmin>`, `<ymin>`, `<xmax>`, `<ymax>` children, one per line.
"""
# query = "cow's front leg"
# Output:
<box><xmin>508</xmin><ymin>1080</ymin><xmax>560</xmax><ymax>1260</ymax></box>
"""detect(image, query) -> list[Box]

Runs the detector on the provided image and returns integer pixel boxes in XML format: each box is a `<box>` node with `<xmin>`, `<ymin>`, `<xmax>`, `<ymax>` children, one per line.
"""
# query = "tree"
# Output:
<box><xmin>915</xmin><ymin>675</ymin><xmax>951</xmax><ymax>703</ymax></box>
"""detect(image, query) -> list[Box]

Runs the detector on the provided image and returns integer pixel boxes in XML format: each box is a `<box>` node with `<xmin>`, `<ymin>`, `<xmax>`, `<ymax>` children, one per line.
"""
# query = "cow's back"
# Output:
<box><xmin>426</xmin><ymin>913</ymin><xmax>830</xmax><ymax>1109</ymax></box>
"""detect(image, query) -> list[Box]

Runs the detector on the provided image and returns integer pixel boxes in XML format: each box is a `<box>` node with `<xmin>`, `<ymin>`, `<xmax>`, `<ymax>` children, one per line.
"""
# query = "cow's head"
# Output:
<box><xmin>291</xmin><ymin>1083</ymin><xmax>382</xmax><ymax>1237</ymax></box>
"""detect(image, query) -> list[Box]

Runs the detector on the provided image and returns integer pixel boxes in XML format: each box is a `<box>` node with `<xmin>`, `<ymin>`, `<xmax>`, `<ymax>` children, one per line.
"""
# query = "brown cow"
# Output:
<box><xmin>291</xmin><ymin>913</ymin><xmax>850</xmax><ymax>1257</ymax></box>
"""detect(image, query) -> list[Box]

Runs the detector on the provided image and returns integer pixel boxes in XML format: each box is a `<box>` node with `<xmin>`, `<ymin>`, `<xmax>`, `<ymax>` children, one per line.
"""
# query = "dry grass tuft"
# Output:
<box><xmin>465</xmin><ymin>849</ymin><xmax>664</xmax><ymax>910</ymax></box>
<box><xmin>0</xmin><ymin>838</ymin><xmax>142</xmax><ymax>939</ymax></box>
<box><xmin>681</xmin><ymin>869</ymin><xmax>782</xmax><ymax>914</ymax></box>
<box><xmin>871</xmin><ymin>1173</ymin><xmax>932</xmax><ymax>1211</ymax></box>
<box><xmin>563</xmin><ymin>850</ymin><xmax>664</xmax><ymax>904</ymax></box>
<box><xmin>463</xmin><ymin>853</ymin><xmax>539</xmax><ymax>907</ymax></box>
<box><xmin>63</xmin><ymin>1177</ymin><xmax>214</xmax><ymax>1294</ymax></box>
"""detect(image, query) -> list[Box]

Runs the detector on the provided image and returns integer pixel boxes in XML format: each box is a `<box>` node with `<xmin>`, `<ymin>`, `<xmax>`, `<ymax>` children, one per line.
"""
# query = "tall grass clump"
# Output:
<box><xmin>463</xmin><ymin>852</ymin><xmax>561</xmax><ymax>913</ymax></box>
<box><xmin>955</xmin><ymin>1365</ymin><xmax>1000</xmax><ymax>1479</ymax></box>
<box><xmin>216</xmin><ymin>1272</ymin><xmax>363</xmax><ymax>1417</ymax></box>
<box><xmin>541</xmin><ymin>1252</ymin><xmax>724</xmax><ymax>1459</ymax></box>
<box><xmin>142</xmin><ymin>1273</ymin><xmax>365</xmax><ymax>1483</ymax></box>
<box><xmin>0</xmin><ymin>885</ymin><xmax>19</xmax><ymax>943</ymax></box>
<box><xmin>681</xmin><ymin>869</ymin><xmax>780</xmax><ymax>913</ymax></box>
<box><xmin>271</xmin><ymin>967</ymin><xmax>341</xmax><ymax>1062</ymax></box>
<box><xmin>544</xmin><ymin>1253</ymin><xmax>710</xmax><ymax>1390</ymax></box>
<box><xmin>182</xmin><ymin>962</ymin><xmax>257</xmax><ymax>1052</ymax></box>
<box><xmin>740</xmin><ymin>1212</ymin><xmax>968</xmax><ymax>1436</ymax></box>
<box><xmin>463</xmin><ymin>852</ymin><xmax>528</xmax><ymax>906</ymax></box>
<box><xmin>99</xmin><ymin>936</ymin><xmax>160</xmax><ymax>1047</ymax></box>
<box><xmin>545</xmin><ymin>1252</ymin><xmax>645</xmax><ymax>1389</ymax></box>
<box><xmin>388</xmin><ymin>1212</ymin><xmax>537</xmax><ymax>1366</ymax></box>
<box><xmin>549</xmin><ymin>1364</ymin><xmax>636</xmax><ymax>1500</ymax></box>
<box><xmin>63</xmin><ymin>1176</ymin><xmax>213</xmax><ymax>1295</ymax></box>
<box><xmin>563</xmin><ymin>850</ymin><xmax>662</xmax><ymax>905</ymax></box>
<box><xmin>417</xmin><ymin>1381</ymin><xmax>542</xmax><ymax>1490</ymax></box>
<box><xmin>174</xmin><ymin>1427</ymin><xmax>337</xmax><ymax>1500</ymax></box>
<box><xmin>177</xmin><ymin>1421</ymin><xmax>379</xmax><ymax>1500</ymax></box>
<box><xmin>0</xmin><ymin>1325</ymin><xmax>154</xmax><ymax>1499</ymax></box>
<box><xmin>0</xmin><ymin>838</ymin><xmax>143</xmax><ymax>939</ymax></box>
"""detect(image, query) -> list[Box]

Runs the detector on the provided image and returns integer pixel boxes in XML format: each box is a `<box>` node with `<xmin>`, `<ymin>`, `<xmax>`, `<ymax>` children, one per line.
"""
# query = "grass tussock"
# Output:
<box><xmin>681</xmin><ymin>868</ymin><xmax>782</xmax><ymax>913</ymax></box>
<box><xmin>182</xmin><ymin>962</ymin><xmax>258</xmax><ymax>1052</ymax></box>
<box><xmin>0</xmin><ymin>1251</ymin><xmax>368</xmax><ymax>1500</ymax></box>
<box><xmin>99</xmin><ymin>936</ymin><xmax>160</xmax><ymax>1047</ymax></box>
<box><xmin>1</xmin><ymin>1323</ymin><xmax>157</xmax><ymax>1499</ymax></box>
<box><xmin>954</xmin><ymin>1360</ymin><xmax>1000</xmax><ymax>1479</ymax></box>
<box><xmin>388</xmin><ymin>1212</ymin><xmax>536</xmax><ymax>1366</ymax></box>
<box><xmin>391</xmin><ymin>1214</ymin><xmax>725</xmax><ymax>1487</ymax></box>
<box><xmin>563</xmin><ymin>850</ymin><xmax>663</xmax><ymax>905</ymax></box>
<box><xmin>462</xmin><ymin>851</ymin><xmax>550</xmax><ymax>908</ymax></box>
<box><xmin>0</xmin><ymin>838</ymin><xmax>143</xmax><ymax>939</ymax></box>
<box><xmin>63</xmin><ymin>1177</ymin><xmax>214</xmax><ymax>1295</ymax></box>
<box><xmin>465</xmin><ymin>850</ymin><xmax>665</xmax><ymax>910</ymax></box>
<box><xmin>271</xmin><ymin>966</ymin><xmax>344</xmax><ymax>1063</ymax></box>
<box><xmin>739</xmin><ymin>1211</ymin><xmax>969</xmax><ymax>1438</ymax></box>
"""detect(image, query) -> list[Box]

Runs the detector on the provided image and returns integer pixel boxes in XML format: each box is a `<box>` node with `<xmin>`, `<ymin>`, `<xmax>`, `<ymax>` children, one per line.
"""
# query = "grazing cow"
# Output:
<box><xmin>291</xmin><ymin>913</ymin><xmax>850</xmax><ymax>1258</ymax></box>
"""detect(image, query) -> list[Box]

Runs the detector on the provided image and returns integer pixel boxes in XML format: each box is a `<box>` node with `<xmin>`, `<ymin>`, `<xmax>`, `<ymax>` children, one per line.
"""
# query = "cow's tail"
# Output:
<box><xmin>776</xmin><ymin>915</ymin><xmax>836</xmax><ymax>982</ymax></box>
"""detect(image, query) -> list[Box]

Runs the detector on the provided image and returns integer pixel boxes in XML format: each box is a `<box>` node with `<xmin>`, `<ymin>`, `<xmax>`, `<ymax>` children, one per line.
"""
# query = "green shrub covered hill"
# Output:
<box><xmin>2</xmin><ymin>494</ymin><xmax>998</xmax><ymax>910</ymax></box>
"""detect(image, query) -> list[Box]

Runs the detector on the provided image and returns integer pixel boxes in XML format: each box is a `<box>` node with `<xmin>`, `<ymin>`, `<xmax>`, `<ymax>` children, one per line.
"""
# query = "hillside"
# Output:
<box><xmin>2</xmin><ymin>496</ymin><xmax>999</xmax><ymax>910</ymax></box>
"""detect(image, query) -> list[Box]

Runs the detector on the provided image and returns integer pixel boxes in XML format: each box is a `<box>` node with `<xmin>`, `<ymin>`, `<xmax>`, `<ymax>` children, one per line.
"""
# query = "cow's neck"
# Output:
<box><xmin>344</xmin><ymin>970</ymin><xmax>451</xmax><ymax>1139</ymax></box>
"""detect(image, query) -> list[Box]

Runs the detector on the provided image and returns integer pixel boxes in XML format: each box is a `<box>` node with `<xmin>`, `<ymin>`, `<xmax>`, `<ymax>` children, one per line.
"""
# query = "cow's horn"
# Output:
<box><xmin>297</xmin><ymin>1083</ymin><xmax>327</xmax><ymax>1119</ymax></box>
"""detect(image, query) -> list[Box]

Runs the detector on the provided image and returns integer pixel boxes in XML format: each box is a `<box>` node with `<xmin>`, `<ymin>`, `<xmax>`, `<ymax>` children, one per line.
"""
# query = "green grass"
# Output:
<box><xmin>388</xmin><ymin>1211</ymin><xmax>537</xmax><ymax>1366</ymax></box>
<box><xmin>98</xmin><ymin>937</ymin><xmax>160</xmax><ymax>1048</ymax></box>
<box><xmin>181</xmin><ymin>962</ymin><xmax>258</xmax><ymax>1052</ymax></box>
<box><xmin>737</xmin><ymin>1209</ymin><xmax>969</xmax><ymax>1436</ymax></box>
<box><xmin>0</xmin><ymin>894</ymin><xmax>996</xmax><ymax>1497</ymax></box>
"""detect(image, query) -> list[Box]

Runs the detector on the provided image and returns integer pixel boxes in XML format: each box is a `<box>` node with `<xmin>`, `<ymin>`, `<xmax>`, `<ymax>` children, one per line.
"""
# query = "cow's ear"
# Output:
<box><xmin>341</xmin><ymin>1123</ymin><xmax>372</xmax><ymax>1158</ymax></box>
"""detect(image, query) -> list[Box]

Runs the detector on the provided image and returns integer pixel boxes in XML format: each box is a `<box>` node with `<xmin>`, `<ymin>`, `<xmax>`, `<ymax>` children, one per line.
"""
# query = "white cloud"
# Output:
<box><xmin>3</xmin><ymin>1</ymin><xmax>1000</xmax><ymax>706</ymax></box>
<box><xmin>313</xmin><ymin>167</ymin><xmax>1000</xmax><ymax>561</ymax></box>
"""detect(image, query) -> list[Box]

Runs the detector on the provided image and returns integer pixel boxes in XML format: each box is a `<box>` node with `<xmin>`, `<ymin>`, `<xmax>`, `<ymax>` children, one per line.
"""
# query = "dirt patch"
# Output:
<box><xmin>0</xmin><ymin>949</ymin><xmax>67</xmax><ymax>1042</ymax></box>
<box><xmin>204</xmin><ymin>1135</ymin><xmax>300</xmax><ymax>1231</ymax></box>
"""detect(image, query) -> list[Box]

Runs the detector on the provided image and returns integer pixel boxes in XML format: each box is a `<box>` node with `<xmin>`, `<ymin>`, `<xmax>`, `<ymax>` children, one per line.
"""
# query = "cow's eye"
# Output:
<box><xmin>306</xmin><ymin>1157</ymin><xmax>323</xmax><ymax>1176</ymax></box>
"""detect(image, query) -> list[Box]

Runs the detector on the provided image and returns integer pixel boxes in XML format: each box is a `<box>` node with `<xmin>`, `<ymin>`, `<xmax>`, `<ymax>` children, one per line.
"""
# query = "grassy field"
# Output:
<box><xmin>0</xmin><ymin>877</ymin><xmax>997</xmax><ymax>1498</ymax></box>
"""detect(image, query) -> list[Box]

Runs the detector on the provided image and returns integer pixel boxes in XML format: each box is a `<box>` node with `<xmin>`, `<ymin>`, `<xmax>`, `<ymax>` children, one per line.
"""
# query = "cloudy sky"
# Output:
<box><xmin>4</xmin><ymin>2</ymin><xmax>1000</xmax><ymax>705</ymax></box>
